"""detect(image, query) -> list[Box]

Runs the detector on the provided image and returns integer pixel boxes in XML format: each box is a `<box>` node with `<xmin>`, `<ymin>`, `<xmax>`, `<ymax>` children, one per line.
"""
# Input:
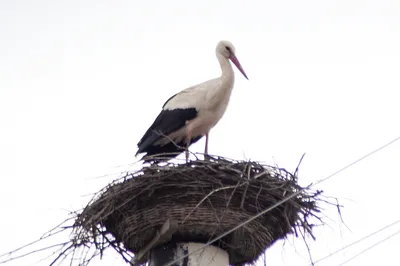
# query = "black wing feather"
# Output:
<box><xmin>136</xmin><ymin>108</ymin><xmax>198</xmax><ymax>156</ymax></box>
<box><xmin>140</xmin><ymin>135</ymin><xmax>203</xmax><ymax>162</ymax></box>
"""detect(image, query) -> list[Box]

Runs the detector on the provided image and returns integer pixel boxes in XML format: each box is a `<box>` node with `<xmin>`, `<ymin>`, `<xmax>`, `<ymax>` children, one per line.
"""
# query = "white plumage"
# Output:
<box><xmin>136</xmin><ymin>40</ymin><xmax>248</xmax><ymax>162</ymax></box>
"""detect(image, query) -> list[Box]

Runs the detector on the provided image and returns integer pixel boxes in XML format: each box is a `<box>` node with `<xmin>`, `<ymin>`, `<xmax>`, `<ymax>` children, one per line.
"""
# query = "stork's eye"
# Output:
<box><xmin>226</xmin><ymin>46</ymin><xmax>231</xmax><ymax>53</ymax></box>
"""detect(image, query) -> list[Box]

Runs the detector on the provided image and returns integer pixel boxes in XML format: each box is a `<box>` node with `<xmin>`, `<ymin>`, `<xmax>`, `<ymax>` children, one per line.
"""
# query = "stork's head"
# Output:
<box><xmin>216</xmin><ymin>40</ymin><xmax>248</xmax><ymax>80</ymax></box>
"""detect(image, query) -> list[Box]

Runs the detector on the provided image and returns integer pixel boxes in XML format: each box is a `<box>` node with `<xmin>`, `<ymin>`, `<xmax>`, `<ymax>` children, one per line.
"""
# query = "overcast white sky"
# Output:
<box><xmin>1</xmin><ymin>0</ymin><xmax>400</xmax><ymax>265</ymax></box>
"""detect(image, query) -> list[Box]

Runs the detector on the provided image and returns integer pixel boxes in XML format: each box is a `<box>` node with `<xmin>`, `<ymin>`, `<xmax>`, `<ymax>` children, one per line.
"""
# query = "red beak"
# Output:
<box><xmin>229</xmin><ymin>55</ymin><xmax>249</xmax><ymax>80</ymax></box>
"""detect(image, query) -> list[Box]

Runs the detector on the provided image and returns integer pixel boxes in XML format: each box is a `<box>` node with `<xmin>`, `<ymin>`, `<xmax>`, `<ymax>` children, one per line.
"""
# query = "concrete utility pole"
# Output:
<box><xmin>131</xmin><ymin>220</ymin><xmax>229</xmax><ymax>266</ymax></box>
<box><xmin>149</xmin><ymin>242</ymin><xmax>228</xmax><ymax>266</ymax></box>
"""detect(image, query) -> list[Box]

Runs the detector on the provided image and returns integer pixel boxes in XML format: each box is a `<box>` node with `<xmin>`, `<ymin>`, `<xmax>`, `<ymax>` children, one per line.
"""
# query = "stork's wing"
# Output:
<box><xmin>136</xmin><ymin>108</ymin><xmax>198</xmax><ymax>155</ymax></box>
<box><xmin>137</xmin><ymin>78</ymin><xmax>218</xmax><ymax>157</ymax></box>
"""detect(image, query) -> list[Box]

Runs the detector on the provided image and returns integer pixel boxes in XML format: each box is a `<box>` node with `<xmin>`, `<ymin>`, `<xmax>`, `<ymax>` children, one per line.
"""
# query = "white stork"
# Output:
<box><xmin>136</xmin><ymin>40</ymin><xmax>248</xmax><ymax>162</ymax></box>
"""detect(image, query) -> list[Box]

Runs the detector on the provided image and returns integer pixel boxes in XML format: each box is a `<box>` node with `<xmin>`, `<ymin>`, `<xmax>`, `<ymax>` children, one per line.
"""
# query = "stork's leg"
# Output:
<box><xmin>204</xmin><ymin>133</ymin><xmax>209</xmax><ymax>155</ymax></box>
<box><xmin>204</xmin><ymin>133</ymin><xmax>211</xmax><ymax>161</ymax></box>
<box><xmin>185</xmin><ymin>132</ymin><xmax>192</xmax><ymax>163</ymax></box>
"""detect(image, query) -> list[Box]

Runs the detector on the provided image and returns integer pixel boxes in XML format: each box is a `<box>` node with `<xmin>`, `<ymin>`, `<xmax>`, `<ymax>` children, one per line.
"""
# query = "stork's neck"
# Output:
<box><xmin>217</xmin><ymin>53</ymin><xmax>235</xmax><ymax>86</ymax></box>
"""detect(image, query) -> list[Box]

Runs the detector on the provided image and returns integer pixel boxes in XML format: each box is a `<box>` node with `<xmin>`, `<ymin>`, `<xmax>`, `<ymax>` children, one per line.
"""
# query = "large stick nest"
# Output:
<box><xmin>75</xmin><ymin>155</ymin><xmax>322</xmax><ymax>266</ymax></box>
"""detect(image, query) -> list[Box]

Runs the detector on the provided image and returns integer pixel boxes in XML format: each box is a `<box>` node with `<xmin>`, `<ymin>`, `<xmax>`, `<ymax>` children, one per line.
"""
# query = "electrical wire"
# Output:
<box><xmin>337</xmin><ymin>229</ymin><xmax>400</xmax><ymax>266</ymax></box>
<box><xmin>311</xmin><ymin>218</ymin><xmax>400</xmax><ymax>265</ymax></box>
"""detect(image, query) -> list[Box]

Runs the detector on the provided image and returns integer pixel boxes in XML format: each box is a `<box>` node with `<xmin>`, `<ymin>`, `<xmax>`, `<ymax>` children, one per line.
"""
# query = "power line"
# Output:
<box><xmin>337</xmin><ymin>229</ymin><xmax>400</xmax><ymax>266</ymax></box>
<box><xmin>164</xmin><ymin>135</ymin><xmax>400</xmax><ymax>266</ymax></box>
<box><xmin>311</xmin><ymin>218</ymin><xmax>400</xmax><ymax>265</ymax></box>
<box><xmin>314</xmin><ymin>135</ymin><xmax>400</xmax><ymax>185</ymax></box>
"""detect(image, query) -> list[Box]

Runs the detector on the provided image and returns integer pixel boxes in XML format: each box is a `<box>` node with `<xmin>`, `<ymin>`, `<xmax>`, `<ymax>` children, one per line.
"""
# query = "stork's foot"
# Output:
<box><xmin>204</xmin><ymin>153</ymin><xmax>211</xmax><ymax>161</ymax></box>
